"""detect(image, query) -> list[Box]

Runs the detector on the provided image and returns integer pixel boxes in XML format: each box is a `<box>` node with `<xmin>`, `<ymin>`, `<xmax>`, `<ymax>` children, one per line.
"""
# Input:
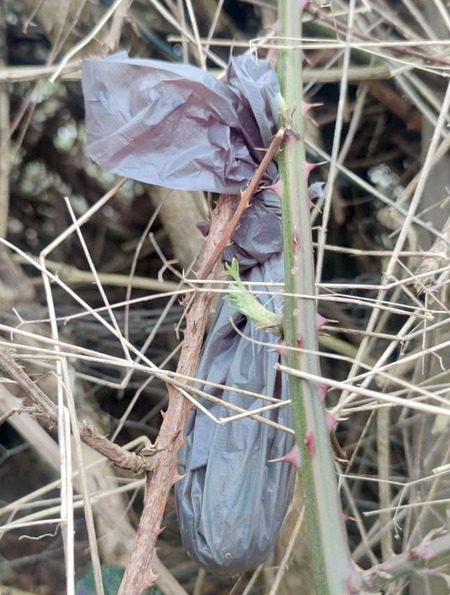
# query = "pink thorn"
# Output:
<box><xmin>273</xmin><ymin>339</ymin><xmax>287</xmax><ymax>358</ymax></box>
<box><xmin>268</xmin><ymin>444</ymin><xmax>300</xmax><ymax>469</ymax></box>
<box><xmin>271</xmin><ymin>20</ymin><xmax>280</xmax><ymax>34</ymax></box>
<box><xmin>305</xmin><ymin>430</ymin><xmax>315</xmax><ymax>457</ymax></box>
<box><xmin>299</xmin><ymin>0</ymin><xmax>311</xmax><ymax>11</ymax></box>
<box><xmin>172</xmin><ymin>472</ymin><xmax>186</xmax><ymax>484</ymax></box>
<box><xmin>265</xmin><ymin>179</ymin><xmax>283</xmax><ymax>198</ymax></box>
<box><xmin>316</xmin><ymin>312</ymin><xmax>329</xmax><ymax>329</ymax></box>
<box><xmin>197</xmin><ymin>220</ymin><xmax>210</xmax><ymax>237</ymax></box>
<box><xmin>318</xmin><ymin>383</ymin><xmax>329</xmax><ymax>402</ymax></box>
<box><xmin>326</xmin><ymin>411</ymin><xmax>338</xmax><ymax>431</ymax></box>
<box><xmin>305</xmin><ymin>160</ymin><xmax>326</xmax><ymax>179</ymax></box>
<box><xmin>303</xmin><ymin>101</ymin><xmax>323</xmax><ymax>120</ymax></box>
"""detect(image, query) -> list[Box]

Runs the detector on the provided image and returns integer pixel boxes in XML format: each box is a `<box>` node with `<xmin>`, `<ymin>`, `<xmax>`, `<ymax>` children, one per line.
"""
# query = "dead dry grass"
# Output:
<box><xmin>0</xmin><ymin>1</ymin><xmax>449</xmax><ymax>594</ymax></box>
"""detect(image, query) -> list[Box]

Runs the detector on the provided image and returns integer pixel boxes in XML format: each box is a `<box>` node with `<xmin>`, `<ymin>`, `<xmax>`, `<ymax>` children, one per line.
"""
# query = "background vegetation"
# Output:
<box><xmin>0</xmin><ymin>0</ymin><xmax>449</xmax><ymax>593</ymax></box>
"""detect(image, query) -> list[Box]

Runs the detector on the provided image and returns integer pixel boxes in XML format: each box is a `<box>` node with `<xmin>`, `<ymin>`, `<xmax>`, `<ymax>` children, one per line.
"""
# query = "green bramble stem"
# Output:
<box><xmin>277</xmin><ymin>1</ymin><xmax>353</xmax><ymax>593</ymax></box>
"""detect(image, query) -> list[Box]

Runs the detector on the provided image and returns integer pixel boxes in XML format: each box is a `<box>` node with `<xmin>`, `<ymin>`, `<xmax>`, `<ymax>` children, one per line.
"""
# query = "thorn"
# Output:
<box><xmin>303</xmin><ymin>101</ymin><xmax>322</xmax><ymax>119</ymax></box>
<box><xmin>268</xmin><ymin>444</ymin><xmax>300</xmax><ymax>469</ymax></box>
<box><xmin>144</xmin><ymin>570</ymin><xmax>159</xmax><ymax>588</ymax></box>
<box><xmin>155</xmin><ymin>525</ymin><xmax>166</xmax><ymax>537</ymax></box>
<box><xmin>305</xmin><ymin>160</ymin><xmax>327</xmax><ymax>179</ymax></box>
<box><xmin>172</xmin><ymin>472</ymin><xmax>186</xmax><ymax>484</ymax></box>
<box><xmin>273</xmin><ymin>339</ymin><xmax>287</xmax><ymax>358</ymax></box>
<box><xmin>264</xmin><ymin>179</ymin><xmax>283</xmax><ymax>198</ymax></box>
<box><xmin>318</xmin><ymin>383</ymin><xmax>329</xmax><ymax>402</ymax></box>
<box><xmin>305</xmin><ymin>430</ymin><xmax>315</xmax><ymax>457</ymax></box>
<box><xmin>326</xmin><ymin>411</ymin><xmax>338</xmax><ymax>431</ymax></box>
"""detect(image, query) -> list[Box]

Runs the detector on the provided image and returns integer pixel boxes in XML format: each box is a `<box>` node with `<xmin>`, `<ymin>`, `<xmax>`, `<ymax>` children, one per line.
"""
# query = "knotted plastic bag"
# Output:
<box><xmin>82</xmin><ymin>53</ymin><xmax>295</xmax><ymax>573</ymax></box>
<box><xmin>177</xmin><ymin>218</ymin><xmax>295</xmax><ymax>573</ymax></box>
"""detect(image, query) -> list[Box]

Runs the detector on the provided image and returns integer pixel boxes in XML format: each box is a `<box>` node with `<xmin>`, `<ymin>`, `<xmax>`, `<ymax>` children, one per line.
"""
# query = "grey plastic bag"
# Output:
<box><xmin>82</xmin><ymin>53</ymin><xmax>295</xmax><ymax>573</ymax></box>
<box><xmin>176</xmin><ymin>206</ymin><xmax>295</xmax><ymax>573</ymax></box>
<box><xmin>82</xmin><ymin>52</ymin><xmax>278</xmax><ymax>193</ymax></box>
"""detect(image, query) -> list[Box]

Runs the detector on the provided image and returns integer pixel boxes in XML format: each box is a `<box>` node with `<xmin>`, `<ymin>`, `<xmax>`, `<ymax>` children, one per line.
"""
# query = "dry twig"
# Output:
<box><xmin>118</xmin><ymin>193</ymin><xmax>238</xmax><ymax>593</ymax></box>
<box><xmin>0</xmin><ymin>349</ymin><xmax>153</xmax><ymax>474</ymax></box>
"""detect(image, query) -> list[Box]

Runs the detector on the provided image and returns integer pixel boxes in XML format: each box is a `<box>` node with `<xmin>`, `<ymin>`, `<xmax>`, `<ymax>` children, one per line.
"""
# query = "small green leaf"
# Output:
<box><xmin>224</xmin><ymin>259</ymin><xmax>282</xmax><ymax>335</ymax></box>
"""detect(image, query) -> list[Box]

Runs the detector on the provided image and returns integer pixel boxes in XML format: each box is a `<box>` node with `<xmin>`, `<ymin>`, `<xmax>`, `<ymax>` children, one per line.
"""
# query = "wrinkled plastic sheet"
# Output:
<box><xmin>82</xmin><ymin>53</ymin><xmax>295</xmax><ymax>573</ymax></box>
<box><xmin>177</xmin><ymin>249</ymin><xmax>294</xmax><ymax>573</ymax></box>
<box><xmin>82</xmin><ymin>52</ymin><xmax>278</xmax><ymax>194</ymax></box>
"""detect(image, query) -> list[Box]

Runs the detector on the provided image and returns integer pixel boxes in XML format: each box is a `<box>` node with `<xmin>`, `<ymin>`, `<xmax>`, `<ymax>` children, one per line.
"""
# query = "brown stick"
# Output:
<box><xmin>118</xmin><ymin>193</ymin><xmax>238</xmax><ymax>594</ymax></box>
<box><xmin>0</xmin><ymin>349</ymin><xmax>152</xmax><ymax>474</ymax></box>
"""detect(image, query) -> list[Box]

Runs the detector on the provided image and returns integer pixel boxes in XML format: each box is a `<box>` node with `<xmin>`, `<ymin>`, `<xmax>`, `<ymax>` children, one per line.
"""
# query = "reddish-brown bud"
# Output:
<box><xmin>265</xmin><ymin>179</ymin><xmax>283</xmax><ymax>197</ymax></box>
<box><xmin>305</xmin><ymin>430</ymin><xmax>315</xmax><ymax>457</ymax></box>
<box><xmin>316</xmin><ymin>312</ymin><xmax>329</xmax><ymax>329</ymax></box>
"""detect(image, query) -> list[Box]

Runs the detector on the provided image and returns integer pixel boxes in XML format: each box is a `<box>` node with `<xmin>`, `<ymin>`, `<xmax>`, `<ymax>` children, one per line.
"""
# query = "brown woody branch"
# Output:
<box><xmin>0</xmin><ymin>349</ymin><xmax>153</xmax><ymax>474</ymax></box>
<box><xmin>118</xmin><ymin>193</ymin><xmax>238</xmax><ymax>594</ymax></box>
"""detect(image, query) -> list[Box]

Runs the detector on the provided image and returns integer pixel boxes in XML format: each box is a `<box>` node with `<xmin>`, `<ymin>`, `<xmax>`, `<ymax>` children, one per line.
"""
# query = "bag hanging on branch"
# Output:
<box><xmin>82</xmin><ymin>52</ymin><xmax>296</xmax><ymax>573</ymax></box>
